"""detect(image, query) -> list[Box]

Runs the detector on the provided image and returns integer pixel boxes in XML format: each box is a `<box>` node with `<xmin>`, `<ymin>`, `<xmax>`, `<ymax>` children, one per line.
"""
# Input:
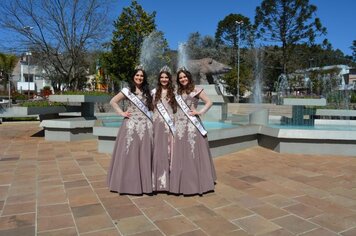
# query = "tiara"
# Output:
<box><xmin>177</xmin><ymin>66</ymin><xmax>188</xmax><ymax>73</ymax></box>
<box><xmin>134</xmin><ymin>64</ymin><xmax>145</xmax><ymax>70</ymax></box>
<box><xmin>160</xmin><ymin>65</ymin><xmax>171</xmax><ymax>74</ymax></box>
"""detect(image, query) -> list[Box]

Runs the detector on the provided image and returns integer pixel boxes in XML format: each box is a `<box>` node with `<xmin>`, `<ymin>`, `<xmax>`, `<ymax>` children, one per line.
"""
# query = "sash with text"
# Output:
<box><xmin>175</xmin><ymin>94</ymin><xmax>207</xmax><ymax>136</ymax></box>
<box><xmin>121</xmin><ymin>88</ymin><xmax>152</xmax><ymax>121</ymax></box>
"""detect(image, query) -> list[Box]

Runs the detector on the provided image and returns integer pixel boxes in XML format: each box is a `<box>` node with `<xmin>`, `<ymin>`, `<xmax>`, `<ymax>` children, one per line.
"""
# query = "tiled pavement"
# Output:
<box><xmin>0</xmin><ymin>122</ymin><xmax>355</xmax><ymax>236</ymax></box>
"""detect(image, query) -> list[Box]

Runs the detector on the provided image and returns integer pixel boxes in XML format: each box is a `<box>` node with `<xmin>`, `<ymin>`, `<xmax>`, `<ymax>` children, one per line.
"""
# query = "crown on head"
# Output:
<box><xmin>177</xmin><ymin>66</ymin><xmax>188</xmax><ymax>73</ymax></box>
<box><xmin>160</xmin><ymin>65</ymin><xmax>171</xmax><ymax>74</ymax></box>
<box><xmin>134</xmin><ymin>64</ymin><xmax>145</xmax><ymax>71</ymax></box>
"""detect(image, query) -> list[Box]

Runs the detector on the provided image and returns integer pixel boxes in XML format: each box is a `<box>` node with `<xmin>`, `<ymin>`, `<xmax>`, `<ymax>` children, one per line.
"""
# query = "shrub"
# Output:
<box><xmin>19</xmin><ymin>101</ymin><xmax>64</xmax><ymax>107</ymax></box>
<box><xmin>11</xmin><ymin>91</ymin><xmax>27</xmax><ymax>100</ymax></box>
<box><xmin>60</xmin><ymin>91</ymin><xmax>111</xmax><ymax>96</ymax></box>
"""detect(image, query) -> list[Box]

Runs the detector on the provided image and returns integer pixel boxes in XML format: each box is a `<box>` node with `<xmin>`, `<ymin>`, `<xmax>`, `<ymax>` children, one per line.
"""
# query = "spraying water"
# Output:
<box><xmin>276</xmin><ymin>74</ymin><xmax>289</xmax><ymax>105</ymax></box>
<box><xmin>177</xmin><ymin>42</ymin><xmax>188</xmax><ymax>69</ymax></box>
<box><xmin>252</xmin><ymin>48</ymin><xmax>264</xmax><ymax>103</ymax></box>
<box><xmin>139</xmin><ymin>31</ymin><xmax>166</xmax><ymax>74</ymax></box>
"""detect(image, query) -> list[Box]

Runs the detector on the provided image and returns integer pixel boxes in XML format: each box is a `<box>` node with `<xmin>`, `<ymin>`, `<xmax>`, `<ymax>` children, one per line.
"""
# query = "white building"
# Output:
<box><xmin>11</xmin><ymin>55</ymin><xmax>52</xmax><ymax>95</ymax></box>
<box><xmin>295</xmin><ymin>65</ymin><xmax>354</xmax><ymax>90</ymax></box>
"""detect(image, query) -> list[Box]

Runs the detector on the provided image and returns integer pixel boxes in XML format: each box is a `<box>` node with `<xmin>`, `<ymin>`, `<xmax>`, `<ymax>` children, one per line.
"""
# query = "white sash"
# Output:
<box><xmin>175</xmin><ymin>94</ymin><xmax>207</xmax><ymax>136</ymax></box>
<box><xmin>121</xmin><ymin>88</ymin><xmax>152</xmax><ymax>120</ymax></box>
<box><xmin>151</xmin><ymin>88</ymin><xmax>176</xmax><ymax>135</ymax></box>
<box><xmin>156</xmin><ymin>102</ymin><xmax>176</xmax><ymax>135</ymax></box>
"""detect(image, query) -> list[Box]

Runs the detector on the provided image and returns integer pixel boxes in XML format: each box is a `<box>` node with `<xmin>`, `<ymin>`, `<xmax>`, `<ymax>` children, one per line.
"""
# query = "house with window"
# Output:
<box><xmin>11</xmin><ymin>54</ymin><xmax>53</xmax><ymax>96</ymax></box>
<box><xmin>345</xmin><ymin>67</ymin><xmax>356</xmax><ymax>89</ymax></box>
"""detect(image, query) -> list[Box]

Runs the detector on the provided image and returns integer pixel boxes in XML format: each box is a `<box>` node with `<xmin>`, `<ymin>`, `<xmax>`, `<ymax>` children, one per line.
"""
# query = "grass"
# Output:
<box><xmin>60</xmin><ymin>91</ymin><xmax>111</xmax><ymax>96</ymax></box>
<box><xmin>3</xmin><ymin>117</ymin><xmax>38</xmax><ymax>121</ymax></box>
<box><xmin>19</xmin><ymin>101</ymin><xmax>65</xmax><ymax>107</ymax></box>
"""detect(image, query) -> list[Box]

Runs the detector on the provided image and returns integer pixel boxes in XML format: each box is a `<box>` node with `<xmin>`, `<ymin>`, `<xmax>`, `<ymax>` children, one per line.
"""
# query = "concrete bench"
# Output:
<box><xmin>40</xmin><ymin>117</ymin><xmax>96</xmax><ymax>141</ymax></box>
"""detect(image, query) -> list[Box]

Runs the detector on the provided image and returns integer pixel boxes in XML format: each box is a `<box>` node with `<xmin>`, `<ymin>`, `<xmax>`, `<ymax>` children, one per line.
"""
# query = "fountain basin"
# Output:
<box><xmin>93</xmin><ymin>120</ymin><xmax>258</xmax><ymax>157</ymax></box>
<box><xmin>93</xmin><ymin>116</ymin><xmax>356</xmax><ymax>157</ymax></box>
<box><xmin>259</xmin><ymin>125</ymin><xmax>356</xmax><ymax>156</ymax></box>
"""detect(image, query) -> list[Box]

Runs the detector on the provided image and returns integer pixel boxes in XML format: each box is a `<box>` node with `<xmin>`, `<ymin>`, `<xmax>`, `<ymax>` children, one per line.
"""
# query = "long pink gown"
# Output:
<box><xmin>107</xmin><ymin>90</ymin><xmax>153</xmax><ymax>194</ymax></box>
<box><xmin>152</xmin><ymin>94</ymin><xmax>174</xmax><ymax>192</ymax></box>
<box><xmin>169</xmin><ymin>87</ymin><xmax>217</xmax><ymax>195</ymax></box>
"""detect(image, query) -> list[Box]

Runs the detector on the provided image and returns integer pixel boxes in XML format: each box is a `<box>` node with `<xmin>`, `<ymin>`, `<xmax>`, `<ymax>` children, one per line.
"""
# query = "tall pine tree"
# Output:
<box><xmin>255</xmin><ymin>0</ymin><xmax>326</xmax><ymax>74</ymax></box>
<box><xmin>107</xmin><ymin>1</ymin><xmax>156</xmax><ymax>86</ymax></box>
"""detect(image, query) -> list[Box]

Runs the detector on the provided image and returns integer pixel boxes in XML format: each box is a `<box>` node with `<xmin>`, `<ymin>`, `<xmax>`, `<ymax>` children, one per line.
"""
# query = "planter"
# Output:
<box><xmin>49</xmin><ymin>94</ymin><xmax>112</xmax><ymax>117</ymax></box>
<box><xmin>282</xmin><ymin>98</ymin><xmax>327</xmax><ymax>106</ymax></box>
<box><xmin>49</xmin><ymin>94</ymin><xmax>111</xmax><ymax>103</ymax></box>
<box><xmin>1</xmin><ymin>106</ymin><xmax>66</xmax><ymax>117</ymax></box>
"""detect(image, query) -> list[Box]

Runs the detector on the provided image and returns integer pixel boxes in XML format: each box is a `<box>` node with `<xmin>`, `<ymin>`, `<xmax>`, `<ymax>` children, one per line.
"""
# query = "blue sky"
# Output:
<box><xmin>110</xmin><ymin>0</ymin><xmax>356</xmax><ymax>56</ymax></box>
<box><xmin>0</xmin><ymin>0</ymin><xmax>355</xmax><ymax>56</ymax></box>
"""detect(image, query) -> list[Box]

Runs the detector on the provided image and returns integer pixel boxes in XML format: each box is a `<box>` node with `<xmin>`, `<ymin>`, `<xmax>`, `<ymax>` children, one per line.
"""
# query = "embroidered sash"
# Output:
<box><xmin>121</xmin><ymin>88</ymin><xmax>152</xmax><ymax>120</ymax></box>
<box><xmin>151</xmin><ymin>88</ymin><xmax>176</xmax><ymax>135</ymax></box>
<box><xmin>175</xmin><ymin>94</ymin><xmax>207</xmax><ymax>136</ymax></box>
<box><xmin>156</xmin><ymin>102</ymin><xmax>176</xmax><ymax>135</ymax></box>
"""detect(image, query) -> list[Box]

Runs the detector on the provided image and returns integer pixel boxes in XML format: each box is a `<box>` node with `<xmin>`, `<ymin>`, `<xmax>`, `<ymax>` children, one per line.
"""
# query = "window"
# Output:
<box><xmin>24</xmin><ymin>74</ymin><xmax>34</xmax><ymax>82</ymax></box>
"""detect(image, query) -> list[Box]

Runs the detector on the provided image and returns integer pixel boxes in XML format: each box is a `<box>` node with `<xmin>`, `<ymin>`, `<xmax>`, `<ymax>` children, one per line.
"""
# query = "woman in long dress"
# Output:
<box><xmin>107</xmin><ymin>67</ymin><xmax>154</xmax><ymax>195</ymax></box>
<box><xmin>170</xmin><ymin>67</ymin><xmax>217</xmax><ymax>195</ymax></box>
<box><xmin>152</xmin><ymin>66</ymin><xmax>177</xmax><ymax>192</ymax></box>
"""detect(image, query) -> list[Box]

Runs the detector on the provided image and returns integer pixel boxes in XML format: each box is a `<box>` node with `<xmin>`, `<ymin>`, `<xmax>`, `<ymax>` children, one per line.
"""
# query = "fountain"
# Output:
<box><xmin>177</xmin><ymin>42</ymin><xmax>188</xmax><ymax>69</ymax></box>
<box><xmin>275</xmin><ymin>65</ymin><xmax>355</xmax><ymax>126</ymax></box>
<box><xmin>251</xmin><ymin>48</ymin><xmax>264</xmax><ymax>104</ymax></box>
<box><xmin>94</xmin><ymin>41</ymin><xmax>356</xmax><ymax>157</ymax></box>
<box><xmin>276</xmin><ymin>73</ymin><xmax>289</xmax><ymax>104</ymax></box>
<box><xmin>246</xmin><ymin>47</ymin><xmax>271</xmax><ymax>126</ymax></box>
<box><xmin>139</xmin><ymin>31</ymin><xmax>167</xmax><ymax>74</ymax></box>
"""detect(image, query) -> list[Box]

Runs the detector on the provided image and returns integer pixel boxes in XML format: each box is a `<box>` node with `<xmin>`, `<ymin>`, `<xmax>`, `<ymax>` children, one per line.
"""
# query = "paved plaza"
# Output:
<box><xmin>0</xmin><ymin>122</ymin><xmax>355</xmax><ymax>236</ymax></box>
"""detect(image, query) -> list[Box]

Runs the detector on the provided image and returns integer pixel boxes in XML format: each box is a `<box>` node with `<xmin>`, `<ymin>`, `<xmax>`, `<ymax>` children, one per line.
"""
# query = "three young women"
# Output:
<box><xmin>108</xmin><ymin>66</ymin><xmax>216</xmax><ymax>195</ymax></box>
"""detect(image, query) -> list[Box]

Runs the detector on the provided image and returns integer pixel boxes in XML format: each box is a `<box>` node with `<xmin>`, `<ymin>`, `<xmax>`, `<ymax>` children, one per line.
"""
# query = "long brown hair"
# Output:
<box><xmin>129</xmin><ymin>68</ymin><xmax>154</xmax><ymax>111</ymax></box>
<box><xmin>176</xmin><ymin>69</ymin><xmax>195</xmax><ymax>95</ymax></box>
<box><xmin>155</xmin><ymin>71</ymin><xmax>177</xmax><ymax>113</ymax></box>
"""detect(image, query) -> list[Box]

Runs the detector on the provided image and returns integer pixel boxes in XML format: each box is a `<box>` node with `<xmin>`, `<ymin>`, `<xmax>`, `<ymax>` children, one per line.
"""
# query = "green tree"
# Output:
<box><xmin>287</xmin><ymin>40</ymin><xmax>354</xmax><ymax>71</ymax></box>
<box><xmin>107</xmin><ymin>0</ymin><xmax>157</xmax><ymax>87</ymax></box>
<box><xmin>215</xmin><ymin>14</ymin><xmax>252</xmax><ymax>66</ymax></box>
<box><xmin>185</xmin><ymin>32</ymin><xmax>229</xmax><ymax>61</ymax></box>
<box><xmin>255</xmin><ymin>0</ymin><xmax>326</xmax><ymax>74</ymax></box>
<box><xmin>352</xmin><ymin>40</ymin><xmax>356</xmax><ymax>62</ymax></box>
<box><xmin>0</xmin><ymin>53</ymin><xmax>17</xmax><ymax>91</ymax></box>
<box><xmin>215</xmin><ymin>14</ymin><xmax>253</xmax><ymax>100</ymax></box>
<box><xmin>221</xmin><ymin>63</ymin><xmax>250</xmax><ymax>99</ymax></box>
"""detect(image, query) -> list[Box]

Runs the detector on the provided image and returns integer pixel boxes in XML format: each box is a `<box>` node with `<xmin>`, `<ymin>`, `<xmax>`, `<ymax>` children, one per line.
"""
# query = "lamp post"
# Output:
<box><xmin>8</xmin><ymin>74</ymin><xmax>12</xmax><ymax>107</ymax></box>
<box><xmin>26</xmin><ymin>51</ymin><xmax>32</xmax><ymax>99</ymax></box>
<box><xmin>235</xmin><ymin>20</ymin><xmax>243</xmax><ymax>103</ymax></box>
<box><xmin>23</xmin><ymin>26</ymin><xmax>33</xmax><ymax>99</ymax></box>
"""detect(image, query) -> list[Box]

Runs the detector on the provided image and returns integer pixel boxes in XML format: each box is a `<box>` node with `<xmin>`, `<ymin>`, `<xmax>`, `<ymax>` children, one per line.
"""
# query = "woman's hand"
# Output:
<box><xmin>121</xmin><ymin>111</ymin><xmax>131</xmax><ymax>118</ymax></box>
<box><xmin>188</xmin><ymin>109</ymin><xmax>200</xmax><ymax>116</ymax></box>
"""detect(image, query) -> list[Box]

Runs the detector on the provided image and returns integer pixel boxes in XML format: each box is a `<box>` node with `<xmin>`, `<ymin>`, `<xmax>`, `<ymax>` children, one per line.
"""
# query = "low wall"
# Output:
<box><xmin>228</xmin><ymin>103</ymin><xmax>293</xmax><ymax>117</ymax></box>
<box><xmin>93</xmin><ymin>122</ymin><xmax>356</xmax><ymax>157</ymax></box>
<box><xmin>93</xmin><ymin>124</ymin><xmax>260</xmax><ymax>158</ymax></box>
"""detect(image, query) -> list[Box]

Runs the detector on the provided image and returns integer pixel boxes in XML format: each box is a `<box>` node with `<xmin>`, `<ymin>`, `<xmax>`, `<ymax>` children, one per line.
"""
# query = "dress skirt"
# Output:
<box><xmin>152</xmin><ymin>100</ymin><xmax>174</xmax><ymax>192</ymax></box>
<box><xmin>169</xmin><ymin>90</ymin><xmax>216</xmax><ymax>195</ymax></box>
<box><xmin>107</xmin><ymin>97</ymin><xmax>153</xmax><ymax>194</ymax></box>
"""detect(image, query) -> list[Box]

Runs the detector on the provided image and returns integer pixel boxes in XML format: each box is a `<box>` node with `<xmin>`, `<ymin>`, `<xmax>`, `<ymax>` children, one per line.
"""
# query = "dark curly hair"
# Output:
<box><xmin>154</xmin><ymin>71</ymin><xmax>177</xmax><ymax>113</ymax></box>
<box><xmin>176</xmin><ymin>69</ymin><xmax>195</xmax><ymax>95</ymax></box>
<box><xmin>128</xmin><ymin>68</ymin><xmax>154</xmax><ymax>111</ymax></box>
